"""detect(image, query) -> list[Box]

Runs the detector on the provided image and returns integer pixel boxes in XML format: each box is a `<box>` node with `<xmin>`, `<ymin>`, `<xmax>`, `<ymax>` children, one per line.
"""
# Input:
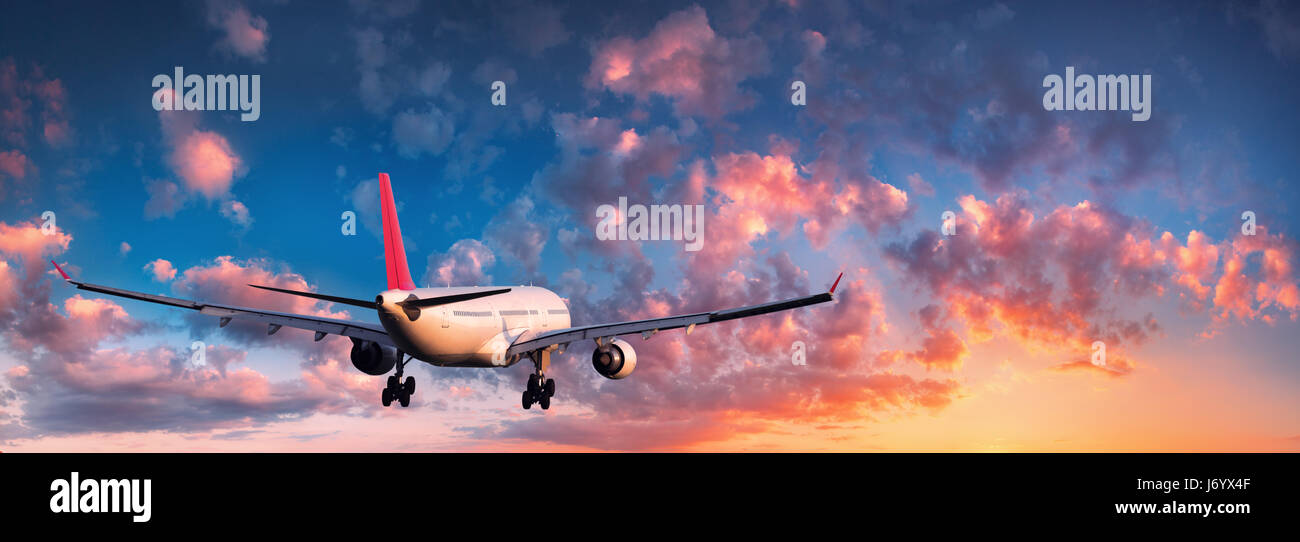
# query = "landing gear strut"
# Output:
<box><xmin>521</xmin><ymin>349</ymin><xmax>555</xmax><ymax>410</ymax></box>
<box><xmin>382</xmin><ymin>352</ymin><xmax>415</xmax><ymax>408</ymax></box>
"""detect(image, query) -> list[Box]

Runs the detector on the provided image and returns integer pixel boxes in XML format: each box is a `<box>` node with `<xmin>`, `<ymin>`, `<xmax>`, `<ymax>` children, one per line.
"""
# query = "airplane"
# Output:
<box><xmin>50</xmin><ymin>173</ymin><xmax>842</xmax><ymax>410</ymax></box>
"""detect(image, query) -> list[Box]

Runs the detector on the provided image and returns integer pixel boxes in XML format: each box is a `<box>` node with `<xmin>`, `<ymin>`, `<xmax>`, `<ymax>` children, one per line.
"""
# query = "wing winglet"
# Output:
<box><xmin>829</xmin><ymin>272</ymin><xmax>843</xmax><ymax>294</ymax></box>
<box><xmin>51</xmin><ymin>260</ymin><xmax>70</xmax><ymax>281</ymax></box>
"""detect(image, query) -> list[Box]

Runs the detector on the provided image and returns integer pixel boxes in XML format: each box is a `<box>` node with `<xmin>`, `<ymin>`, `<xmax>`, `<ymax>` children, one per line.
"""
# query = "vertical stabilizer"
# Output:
<box><xmin>379</xmin><ymin>173</ymin><xmax>416</xmax><ymax>291</ymax></box>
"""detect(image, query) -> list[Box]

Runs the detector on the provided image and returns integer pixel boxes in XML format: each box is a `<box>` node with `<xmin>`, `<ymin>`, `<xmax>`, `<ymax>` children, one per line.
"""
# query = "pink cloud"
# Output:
<box><xmin>0</xmin><ymin>149</ymin><xmax>28</xmax><ymax>179</ymax></box>
<box><xmin>0</xmin><ymin>261</ymin><xmax>18</xmax><ymax>312</ymax></box>
<box><xmin>32</xmin><ymin>78</ymin><xmax>70</xmax><ymax>146</ymax></box>
<box><xmin>1212</xmin><ymin>227</ymin><xmax>1300</xmax><ymax>324</ymax></box>
<box><xmin>0</xmin><ymin>237</ymin><xmax>387</xmax><ymax>440</ymax></box>
<box><xmin>143</xmin><ymin>258</ymin><xmax>177</xmax><ymax>282</ymax></box>
<box><xmin>585</xmin><ymin>5</ymin><xmax>769</xmax><ymax>118</ymax></box>
<box><xmin>694</xmin><ymin>149</ymin><xmax>910</xmax><ymax>276</ymax></box>
<box><xmin>3</xmin><ymin>293</ymin><xmax>144</xmax><ymax>357</ymax></box>
<box><xmin>170</xmin><ymin>256</ymin><xmax>353</xmax><ymax>352</ymax></box>
<box><xmin>907</xmin><ymin>173</ymin><xmax>935</xmax><ymax>197</ymax></box>
<box><xmin>171</xmin><ymin>130</ymin><xmax>242</xmax><ymax>199</ymax></box>
<box><xmin>156</xmin><ymin>90</ymin><xmax>244</xmax><ymax>201</ymax></box>
<box><xmin>206</xmin><ymin>0</ymin><xmax>270</xmax><ymax>62</ymax></box>
<box><xmin>0</xmin><ymin>220</ymin><xmax>72</xmax><ymax>272</ymax></box>
<box><xmin>0</xmin><ymin>57</ymin><xmax>71</xmax><ymax>149</ymax></box>
<box><xmin>885</xmin><ymin>195</ymin><xmax>1168</xmax><ymax>373</ymax></box>
<box><xmin>174</xmin><ymin>256</ymin><xmax>349</xmax><ymax>320</ymax></box>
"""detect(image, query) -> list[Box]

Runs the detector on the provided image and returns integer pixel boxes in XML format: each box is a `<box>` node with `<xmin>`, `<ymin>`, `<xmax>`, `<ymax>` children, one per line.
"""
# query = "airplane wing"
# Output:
<box><xmin>506</xmin><ymin>273</ymin><xmax>843</xmax><ymax>357</ymax></box>
<box><xmin>51</xmin><ymin>261</ymin><xmax>393</xmax><ymax>346</ymax></box>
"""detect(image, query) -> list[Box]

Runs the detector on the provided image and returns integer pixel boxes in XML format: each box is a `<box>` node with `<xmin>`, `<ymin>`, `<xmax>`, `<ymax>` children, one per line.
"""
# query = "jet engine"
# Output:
<box><xmin>592</xmin><ymin>338</ymin><xmax>637</xmax><ymax>379</ymax></box>
<box><xmin>350</xmin><ymin>339</ymin><xmax>399</xmax><ymax>375</ymax></box>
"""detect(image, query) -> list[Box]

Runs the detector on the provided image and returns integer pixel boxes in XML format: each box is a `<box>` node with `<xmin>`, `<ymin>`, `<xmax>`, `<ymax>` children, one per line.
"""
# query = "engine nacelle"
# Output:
<box><xmin>592</xmin><ymin>338</ymin><xmax>637</xmax><ymax>379</ymax></box>
<box><xmin>350</xmin><ymin>339</ymin><xmax>398</xmax><ymax>376</ymax></box>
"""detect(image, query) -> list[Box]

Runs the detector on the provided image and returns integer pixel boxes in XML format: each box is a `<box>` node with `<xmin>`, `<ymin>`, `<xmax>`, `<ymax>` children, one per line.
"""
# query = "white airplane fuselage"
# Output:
<box><xmin>375</xmin><ymin>286</ymin><xmax>570</xmax><ymax>368</ymax></box>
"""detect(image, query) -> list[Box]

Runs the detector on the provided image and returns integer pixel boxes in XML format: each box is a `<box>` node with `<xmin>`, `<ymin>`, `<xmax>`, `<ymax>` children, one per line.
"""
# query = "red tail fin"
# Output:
<box><xmin>379</xmin><ymin>173</ymin><xmax>416</xmax><ymax>291</ymax></box>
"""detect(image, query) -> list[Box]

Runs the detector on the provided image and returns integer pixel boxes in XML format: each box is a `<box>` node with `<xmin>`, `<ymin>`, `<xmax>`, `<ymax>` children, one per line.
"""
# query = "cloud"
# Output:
<box><xmin>532</xmin><ymin>114</ymin><xmax>687</xmax><ymax>236</ymax></box>
<box><xmin>205</xmin><ymin>0</ymin><xmax>271</xmax><ymax>62</ymax></box>
<box><xmin>693</xmin><ymin>148</ymin><xmax>910</xmax><ymax>275</ymax></box>
<box><xmin>170</xmin><ymin>256</ymin><xmax>352</xmax><ymax>350</ymax></box>
<box><xmin>156</xmin><ymin>95</ymin><xmax>244</xmax><ymax>201</ymax></box>
<box><xmin>5</xmin><ymin>345</ymin><xmax>367</xmax><ymax>436</ymax></box>
<box><xmin>884</xmin><ymin>197</ymin><xmax>1116</xmax><ymax>365</ymax></box>
<box><xmin>585</xmin><ymin>5</ymin><xmax>770</xmax><ymax>118</ymax></box>
<box><xmin>0</xmin><ymin>56</ymin><xmax>72</xmax><ymax>150</ymax></box>
<box><xmin>1211</xmin><ymin>227</ymin><xmax>1300</xmax><ymax>325</ymax></box>
<box><xmin>32</xmin><ymin>77</ymin><xmax>70</xmax><ymax>146</ymax></box>
<box><xmin>0</xmin><ymin>220</ymin><xmax>72</xmax><ymax>272</ymax></box>
<box><xmin>170</xmin><ymin>130</ymin><xmax>242</xmax><ymax>198</ymax></box>
<box><xmin>906</xmin><ymin>172</ymin><xmax>934</xmax><ymax>197</ymax></box>
<box><xmin>0</xmin><ymin>149</ymin><xmax>27</xmax><ymax>179</ymax></box>
<box><xmin>143</xmin><ymin>259</ymin><xmax>177</xmax><ymax>282</ymax></box>
<box><xmin>220</xmin><ymin>199</ymin><xmax>253</xmax><ymax>228</ymax></box>
<box><xmin>351</xmin><ymin>25</ymin><xmax>451</xmax><ymax>116</ymax></box>
<box><xmin>1230</xmin><ymin>0</ymin><xmax>1300</xmax><ymax>60</ymax></box>
<box><xmin>425</xmin><ymin>239</ymin><xmax>495</xmax><ymax>287</ymax></box>
<box><xmin>974</xmin><ymin>2</ymin><xmax>1015</xmax><ymax>30</ymax></box>
<box><xmin>484</xmin><ymin>195</ymin><xmax>547</xmax><ymax>277</ymax></box>
<box><xmin>344</xmin><ymin>177</ymin><xmax>383</xmax><ymax>239</ymax></box>
<box><xmin>392</xmin><ymin>105</ymin><xmax>454</xmax><ymax>158</ymax></box>
<box><xmin>0</xmin><ymin>231</ymin><xmax>389</xmax><ymax>440</ymax></box>
<box><xmin>496</xmin><ymin>2</ymin><xmax>572</xmax><ymax>57</ymax></box>
<box><xmin>347</xmin><ymin>0</ymin><xmax>420</xmax><ymax>21</ymax></box>
<box><xmin>879</xmin><ymin>305</ymin><xmax>970</xmax><ymax>372</ymax></box>
<box><xmin>884</xmin><ymin>193</ymin><xmax>1299</xmax><ymax>374</ymax></box>
<box><xmin>143</xmin><ymin>179</ymin><xmax>186</xmax><ymax>219</ymax></box>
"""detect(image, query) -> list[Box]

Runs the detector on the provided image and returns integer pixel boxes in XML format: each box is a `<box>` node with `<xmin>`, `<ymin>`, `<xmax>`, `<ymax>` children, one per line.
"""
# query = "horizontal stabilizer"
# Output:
<box><xmin>248</xmin><ymin>284</ymin><xmax>377</xmax><ymax>309</ymax></box>
<box><xmin>397</xmin><ymin>288</ymin><xmax>512</xmax><ymax>308</ymax></box>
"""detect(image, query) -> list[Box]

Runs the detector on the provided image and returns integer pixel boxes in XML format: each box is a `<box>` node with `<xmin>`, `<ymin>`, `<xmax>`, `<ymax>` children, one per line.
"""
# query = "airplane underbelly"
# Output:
<box><xmin>379</xmin><ymin>310</ymin><xmax>524</xmax><ymax>368</ymax></box>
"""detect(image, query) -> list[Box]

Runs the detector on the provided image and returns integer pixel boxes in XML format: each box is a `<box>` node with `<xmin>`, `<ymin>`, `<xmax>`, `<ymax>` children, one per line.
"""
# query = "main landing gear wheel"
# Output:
<box><xmin>521</xmin><ymin>350</ymin><xmax>556</xmax><ymax>410</ymax></box>
<box><xmin>381</xmin><ymin>352</ymin><xmax>415</xmax><ymax>408</ymax></box>
<box><xmin>521</xmin><ymin>376</ymin><xmax>557</xmax><ymax>410</ymax></box>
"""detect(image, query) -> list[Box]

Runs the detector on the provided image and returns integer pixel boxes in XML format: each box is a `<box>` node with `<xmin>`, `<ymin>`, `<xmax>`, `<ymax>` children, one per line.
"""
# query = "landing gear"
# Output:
<box><xmin>522</xmin><ymin>376</ymin><xmax>555</xmax><ymax>410</ymax></box>
<box><xmin>382</xmin><ymin>352</ymin><xmax>415</xmax><ymax>408</ymax></box>
<box><xmin>521</xmin><ymin>350</ymin><xmax>556</xmax><ymax>410</ymax></box>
